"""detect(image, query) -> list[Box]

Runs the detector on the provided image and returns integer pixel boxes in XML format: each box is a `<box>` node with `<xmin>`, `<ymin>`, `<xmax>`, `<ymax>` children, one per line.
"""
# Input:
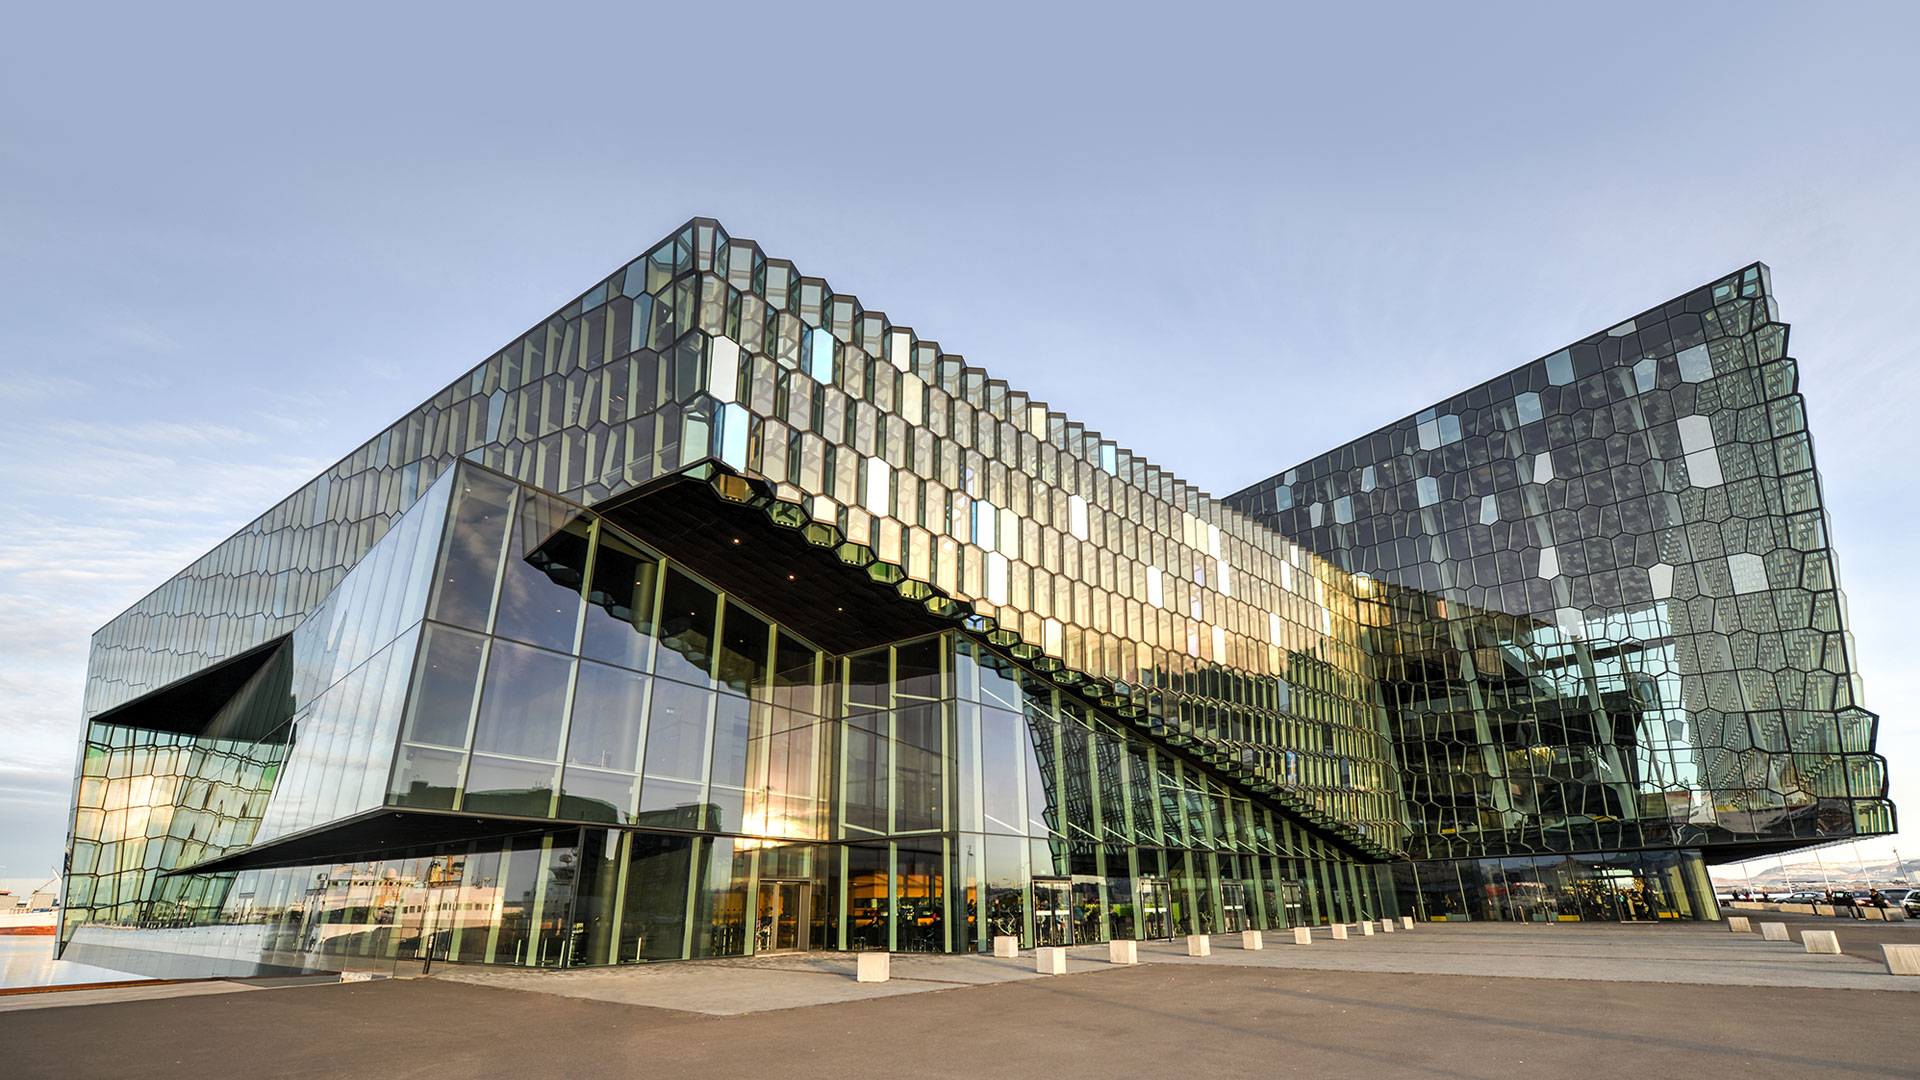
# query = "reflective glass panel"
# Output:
<box><xmin>580</xmin><ymin>528</ymin><xmax>660</xmax><ymax>670</ymax></box>
<box><xmin>463</xmin><ymin>755</ymin><xmax>559</xmax><ymax>817</ymax></box>
<box><xmin>472</xmin><ymin>640</ymin><xmax>573</xmax><ymax>762</ymax></box>
<box><xmin>401</xmin><ymin>623</ymin><xmax>487</xmax><ymax>749</ymax></box>
<box><xmin>493</xmin><ymin>493</ymin><xmax>590</xmax><ymax>652</ymax></box>
<box><xmin>715</xmin><ymin>600</ymin><xmax>770</xmax><ymax>696</ymax></box>
<box><xmin>620</xmin><ymin>833</ymin><xmax>693</xmax><ymax>961</ymax></box>
<box><xmin>642</xmin><ymin>678</ymin><xmax>712</xmax><ymax>783</ymax></box>
<box><xmin>390</xmin><ymin>745</ymin><xmax>464</xmax><ymax>809</ymax></box>
<box><xmin>654</xmin><ymin>566</ymin><xmax>718</xmax><ymax>686</ymax></box>
<box><xmin>567</xmin><ymin>661</ymin><xmax>648</xmax><ymax>771</ymax></box>
<box><xmin>430</xmin><ymin>469</ymin><xmax>517</xmax><ymax>631</ymax></box>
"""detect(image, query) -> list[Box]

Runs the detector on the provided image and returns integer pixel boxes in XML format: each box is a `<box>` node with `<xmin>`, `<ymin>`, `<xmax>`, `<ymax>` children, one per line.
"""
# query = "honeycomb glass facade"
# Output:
<box><xmin>60</xmin><ymin>222</ymin><xmax>1886</xmax><ymax>976</ymax></box>
<box><xmin>1227</xmin><ymin>263</ymin><xmax>1892</xmax><ymax>920</ymax></box>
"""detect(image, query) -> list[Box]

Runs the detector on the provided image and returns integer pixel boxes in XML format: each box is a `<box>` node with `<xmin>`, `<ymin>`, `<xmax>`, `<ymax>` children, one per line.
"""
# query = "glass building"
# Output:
<box><xmin>59</xmin><ymin>222</ymin><xmax>1889</xmax><ymax>977</ymax></box>
<box><xmin>1226</xmin><ymin>263</ymin><xmax>1893</xmax><ymax>921</ymax></box>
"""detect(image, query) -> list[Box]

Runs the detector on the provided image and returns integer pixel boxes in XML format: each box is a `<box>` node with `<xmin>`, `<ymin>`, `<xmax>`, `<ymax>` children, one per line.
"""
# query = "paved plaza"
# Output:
<box><xmin>5</xmin><ymin>921</ymin><xmax>1919</xmax><ymax>1078</ymax></box>
<box><xmin>430</xmin><ymin>919</ymin><xmax>1920</xmax><ymax>1014</ymax></box>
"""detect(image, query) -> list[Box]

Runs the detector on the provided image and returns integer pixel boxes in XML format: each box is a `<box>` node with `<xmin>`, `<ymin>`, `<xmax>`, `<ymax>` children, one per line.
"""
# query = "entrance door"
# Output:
<box><xmin>1600</xmin><ymin>869</ymin><xmax>1673</xmax><ymax>921</ymax></box>
<box><xmin>1033</xmin><ymin>878</ymin><xmax>1072</xmax><ymax>947</ymax></box>
<box><xmin>1220</xmin><ymin>883</ymin><xmax>1248</xmax><ymax>933</ymax></box>
<box><xmin>1138</xmin><ymin>878</ymin><xmax>1174</xmax><ymax>939</ymax></box>
<box><xmin>754</xmin><ymin>880</ymin><xmax>807</xmax><ymax>953</ymax></box>
<box><xmin>1278</xmin><ymin>881</ymin><xmax>1305</xmax><ymax>928</ymax></box>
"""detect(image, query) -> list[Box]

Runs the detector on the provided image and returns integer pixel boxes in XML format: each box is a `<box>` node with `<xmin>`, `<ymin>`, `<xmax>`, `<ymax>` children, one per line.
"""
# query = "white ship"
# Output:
<box><xmin>0</xmin><ymin>878</ymin><xmax>59</xmax><ymax>936</ymax></box>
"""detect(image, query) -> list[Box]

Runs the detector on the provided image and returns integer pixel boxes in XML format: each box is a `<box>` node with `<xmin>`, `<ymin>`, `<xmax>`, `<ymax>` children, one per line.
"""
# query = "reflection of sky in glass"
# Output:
<box><xmin>0</xmin><ymin>937</ymin><xmax>144</xmax><ymax>991</ymax></box>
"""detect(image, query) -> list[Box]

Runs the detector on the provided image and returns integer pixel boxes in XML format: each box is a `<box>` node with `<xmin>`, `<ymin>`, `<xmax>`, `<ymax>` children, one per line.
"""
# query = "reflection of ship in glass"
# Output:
<box><xmin>0</xmin><ymin>875</ymin><xmax>60</xmax><ymax>936</ymax></box>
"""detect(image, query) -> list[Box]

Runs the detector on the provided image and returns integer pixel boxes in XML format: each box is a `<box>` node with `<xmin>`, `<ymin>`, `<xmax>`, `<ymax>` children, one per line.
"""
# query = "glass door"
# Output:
<box><xmin>1278</xmin><ymin>880</ymin><xmax>1304</xmax><ymax>927</ymax></box>
<box><xmin>1610</xmin><ymin>869</ymin><xmax>1675</xmax><ymax>921</ymax></box>
<box><xmin>1138</xmin><ymin>878</ymin><xmax>1173</xmax><ymax>939</ymax></box>
<box><xmin>1072</xmin><ymin>878</ymin><xmax>1105</xmax><ymax>945</ymax></box>
<box><xmin>1220</xmin><ymin>883</ymin><xmax>1248</xmax><ymax>933</ymax></box>
<box><xmin>754</xmin><ymin>880</ymin><xmax>807</xmax><ymax>953</ymax></box>
<box><xmin>1033</xmin><ymin>877</ymin><xmax>1072</xmax><ymax>946</ymax></box>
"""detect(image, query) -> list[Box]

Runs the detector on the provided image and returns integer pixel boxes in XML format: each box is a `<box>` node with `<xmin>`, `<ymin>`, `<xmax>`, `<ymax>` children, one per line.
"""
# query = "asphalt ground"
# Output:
<box><xmin>5</xmin><ymin>962</ymin><xmax>1917</xmax><ymax>1080</ymax></box>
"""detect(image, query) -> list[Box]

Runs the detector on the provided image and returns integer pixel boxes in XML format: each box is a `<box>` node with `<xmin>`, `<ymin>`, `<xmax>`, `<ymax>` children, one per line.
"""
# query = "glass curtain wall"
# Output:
<box><xmin>70</xmin><ymin>460</ymin><xmax>1387</xmax><ymax>974</ymax></box>
<box><xmin>1231</xmin><ymin>264</ymin><xmax>1891</xmax><ymax>861</ymax></box>
<box><xmin>62</xmin><ymin>469</ymin><xmax>455</xmax><ymax>942</ymax></box>
<box><xmin>1390</xmin><ymin>849</ymin><xmax>1719</xmax><ymax>923</ymax></box>
<box><xmin>947</xmin><ymin>637</ymin><xmax>1381</xmax><ymax>948</ymax></box>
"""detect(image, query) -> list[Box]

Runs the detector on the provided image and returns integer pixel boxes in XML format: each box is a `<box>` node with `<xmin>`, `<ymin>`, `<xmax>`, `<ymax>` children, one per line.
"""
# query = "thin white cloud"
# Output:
<box><xmin>0</xmin><ymin>373</ymin><xmax>88</xmax><ymax>403</ymax></box>
<box><xmin>0</xmin><ymin>410</ymin><xmax>329</xmax><ymax>805</ymax></box>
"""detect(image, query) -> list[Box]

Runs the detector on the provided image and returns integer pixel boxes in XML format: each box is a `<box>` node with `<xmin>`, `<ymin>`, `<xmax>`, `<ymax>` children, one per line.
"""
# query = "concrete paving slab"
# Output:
<box><xmin>433</xmin><ymin>950</ymin><xmax>1122</xmax><ymax>1015</ymax></box>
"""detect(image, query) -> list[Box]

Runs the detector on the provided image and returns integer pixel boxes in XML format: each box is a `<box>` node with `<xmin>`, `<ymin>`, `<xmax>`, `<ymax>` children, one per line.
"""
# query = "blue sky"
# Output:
<box><xmin>2</xmin><ymin>2</ymin><xmax>1917</xmax><ymax>890</ymax></box>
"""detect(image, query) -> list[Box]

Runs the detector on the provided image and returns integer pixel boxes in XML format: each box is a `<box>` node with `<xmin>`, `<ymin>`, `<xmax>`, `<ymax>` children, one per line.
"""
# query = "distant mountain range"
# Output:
<box><xmin>1710</xmin><ymin>858</ymin><xmax>1919</xmax><ymax>890</ymax></box>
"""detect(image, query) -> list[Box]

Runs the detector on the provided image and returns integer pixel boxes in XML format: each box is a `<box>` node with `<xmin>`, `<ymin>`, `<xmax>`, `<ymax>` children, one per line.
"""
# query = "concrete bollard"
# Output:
<box><xmin>1727</xmin><ymin>916</ymin><xmax>1751</xmax><ymax>932</ymax></box>
<box><xmin>1380</xmin><ymin>919</ymin><xmax>1395</xmax><ymax>933</ymax></box>
<box><xmin>1360</xmin><ymin>921</ymin><xmax>1375</xmax><ymax>936</ymax></box>
<box><xmin>1882</xmin><ymin>944</ymin><xmax>1920</xmax><ymax>975</ymax></box>
<box><xmin>1401</xmin><ymin>916</ymin><xmax>1414</xmax><ymax>930</ymax></box>
<box><xmin>857</xmin><ymin>951</ymin><xmax>890</xmax><ymax>983</ymax></box>
<box><xmin>993</xmin><ymin>935</ymin><xmax>1020</xmax><ymax>958</ymax></box>
<box><xmin>1331</xmin><ymin>924</ymin><xmax>1349</xmax><ymax>940</ymax></box>
<box><xmin>1759</xmin><ymin>922</ymin><xmax>1790</xmax><ymax>941</ymax></box>
<box><xmin>1035</xmin><ymin>946</ymin><xmax>1068</xmax><ymax>975</ymax></box>
<box><xmin>1109</xmin><ymin>939</ymin><xmax>1138</xmax><ymax>965</ymax></box>
<box><xmin>1802</xmin><ymin>930</ymin><xmax>1841</xmax><ymax>955</ymax></box>
<box><xmin>1813</xmin><ymin>904</ymin><xmax>1834</xmax><ymax>918</ymax></box>
<box><xmin>1241</xmin><ymin>930</ymin><xmax>1264</xmax><ymax>951</ymax></box>
<box><xmin>1292</xmin><ymin>927</ymin><xmax>1312</xmax><ymax>945</ymax></box>
<box><xmin>1186</xmin><ymin>934</ymin><xmax>1212</xmax><ymax>957</ymax></box>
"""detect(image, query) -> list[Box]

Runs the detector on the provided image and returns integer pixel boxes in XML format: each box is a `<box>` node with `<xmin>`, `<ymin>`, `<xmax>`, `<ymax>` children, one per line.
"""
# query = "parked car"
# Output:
<box><xmin>1903</xmin><ymin>892</ymin><xmax>1920</xmax><ymax>918</ymax></box>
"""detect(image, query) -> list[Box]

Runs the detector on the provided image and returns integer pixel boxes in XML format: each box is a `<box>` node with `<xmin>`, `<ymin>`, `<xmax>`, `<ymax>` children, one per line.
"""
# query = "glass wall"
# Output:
<box><xmin>68</xmin><ymin>460</ymin><xmax>1391</xmax><ymax>974</ymax></box>
<box><xmin>63</xmin><ymin>470</ymin><xmax>454</xmax><ymax>941</ymax></box>
<box><xmin>388</xmin><ymin>462</ymin><xmax>839</xmax><ymax>845</ymax></box>
<box><xmin>1390</xmin><ymin>849</ymin><xmax>1719</xmax><ymax>923</ymax></box>
<box><xmin>944</xmin><ymin>636</ymin><xmax>1383</xmax><ymax>948</ymax></box>
<box><xmin>1231</xmin><ymin>264</ymin><xmax>1891</xmax><ymax>861</ymax></box>
<box><xmin>360</xmin><ymin>462</ymin><xmax>1389</xmax><ymax>963</ymax></box>
<box><xmin>82</xmin><ymin>217</ymin><xmax>1405</xmax><ymax>879</ymax></box>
